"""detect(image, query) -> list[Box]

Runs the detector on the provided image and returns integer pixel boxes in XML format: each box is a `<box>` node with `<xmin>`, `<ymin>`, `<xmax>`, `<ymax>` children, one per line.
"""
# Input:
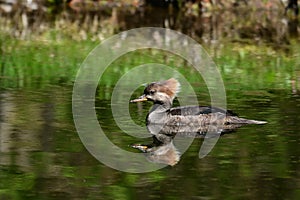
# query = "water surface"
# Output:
<box><xmin>0</xmin><ymin>84</ymin><xmax>300</xmax><ymax>199</ymax></box>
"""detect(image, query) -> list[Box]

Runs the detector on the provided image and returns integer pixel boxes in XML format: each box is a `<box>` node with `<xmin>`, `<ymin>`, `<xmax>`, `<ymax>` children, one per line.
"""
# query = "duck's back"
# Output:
<box><xmin>168</xmin><ymin>105</ymin><xmax>266</xmax><ymax>125</ymax></box>
<box><xmin>169</xmin><ymin>106</ymin><xmax>237</xmax><ymax>116</ymax></box>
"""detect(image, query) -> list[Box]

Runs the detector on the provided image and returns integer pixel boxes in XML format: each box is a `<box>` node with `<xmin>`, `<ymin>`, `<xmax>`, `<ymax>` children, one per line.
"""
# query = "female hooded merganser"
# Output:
<box><xmin>130</xmin><ymin>78</ymin><xmax>267</xmax><ymax>126</ymax></box>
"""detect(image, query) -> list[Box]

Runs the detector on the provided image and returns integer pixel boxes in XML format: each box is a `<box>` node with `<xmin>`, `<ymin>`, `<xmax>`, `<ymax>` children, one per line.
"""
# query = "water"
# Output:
<box><xmin>0</xmin><ymin>84</ymin><xmax>300</xmax><ymax>199</ymax></box>
<box><xmin>1</xmin><ymin>3</ymin><xmax>300</xmax><ymax>200</ymax></box>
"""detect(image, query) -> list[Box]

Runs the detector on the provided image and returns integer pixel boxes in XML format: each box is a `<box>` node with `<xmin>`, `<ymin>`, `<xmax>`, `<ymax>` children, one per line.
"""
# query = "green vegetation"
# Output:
<box><xmin>1</xmin><ymin>30</ymin><xmax>299</xmax><ymax>92</ymax></box>
<box><xmin>215</xmin><ymin>42</ymin><xmax>300</xmax><ymax>91</ymax></box>
<box><xmin>0</xmin><ymin>33</ymin><xmax>94</xmax><ymax>88</ymax></box>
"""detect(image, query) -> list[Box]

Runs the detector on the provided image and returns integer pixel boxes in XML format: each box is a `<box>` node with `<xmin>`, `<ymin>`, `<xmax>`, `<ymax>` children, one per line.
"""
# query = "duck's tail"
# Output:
<box><xmin>227</xmin><ymin>116</ymin><xmax>267</xmax><ymax>125</ymax></box>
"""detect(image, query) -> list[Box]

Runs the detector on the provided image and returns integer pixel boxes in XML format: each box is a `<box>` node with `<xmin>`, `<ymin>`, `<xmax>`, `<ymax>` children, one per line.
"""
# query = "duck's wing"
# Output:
<box><xmin>169</xmin><ymin>106</ymin><xmax>237</xmax><ymax>116</ymax></box>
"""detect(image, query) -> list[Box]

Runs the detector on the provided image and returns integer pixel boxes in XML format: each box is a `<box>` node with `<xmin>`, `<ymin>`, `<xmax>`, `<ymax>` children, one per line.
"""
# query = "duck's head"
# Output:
<box><xmin>130</xmin><ymin>78</ymin><xmax>180</xmax><ymax>105</ymax></box>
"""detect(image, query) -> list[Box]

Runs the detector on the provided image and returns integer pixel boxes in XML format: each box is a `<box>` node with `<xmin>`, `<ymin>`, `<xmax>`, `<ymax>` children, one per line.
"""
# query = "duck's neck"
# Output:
<box><xmin>151</xmin><ymin>102</ymin><xmax>171</xmax><ymax>112</ymax></box>
<box><xmin>147</xmin><ymin>101</ymin><xmax>172</xmax><ymax>124</ymax></box>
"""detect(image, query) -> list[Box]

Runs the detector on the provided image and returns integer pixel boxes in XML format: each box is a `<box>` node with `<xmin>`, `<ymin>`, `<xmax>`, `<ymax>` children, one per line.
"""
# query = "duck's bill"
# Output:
<box><xmin>130</xmin><ymin>95</ymin><xmax>147</xmax><ymax>103</ymax></box>
<box><xmin>130</xmin><ymin>144</ymin><xmax>149</xmax><ymax>152</ymax></box>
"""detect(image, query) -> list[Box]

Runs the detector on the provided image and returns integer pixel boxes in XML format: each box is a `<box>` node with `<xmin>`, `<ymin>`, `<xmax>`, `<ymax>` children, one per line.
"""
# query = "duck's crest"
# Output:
<box><xmin>162</xmin><ymin>78</ymin><xmax>181</xmax><ymax>99</ymax></box>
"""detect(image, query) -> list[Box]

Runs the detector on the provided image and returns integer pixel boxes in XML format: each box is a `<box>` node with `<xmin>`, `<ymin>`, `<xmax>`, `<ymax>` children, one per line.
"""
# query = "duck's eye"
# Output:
<box><xmin>149</xmin><ymin>90</ymin><xmax>156</xmax><ymax>95</ymax></box>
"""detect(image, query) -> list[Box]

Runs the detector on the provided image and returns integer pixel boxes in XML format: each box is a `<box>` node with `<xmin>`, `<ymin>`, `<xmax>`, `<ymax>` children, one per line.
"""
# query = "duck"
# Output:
<box><xmin>130</xmin><ymin>78</ymin><xmax>267</xmax><ymax>126</ymax></box>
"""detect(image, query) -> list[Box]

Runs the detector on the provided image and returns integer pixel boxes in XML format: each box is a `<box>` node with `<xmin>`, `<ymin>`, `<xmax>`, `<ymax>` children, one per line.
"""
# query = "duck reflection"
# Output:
<box><xmin>131</xmin><ymin>123</ymin><xmax>242</xmax><ymax>166</ymax></box>
<box><xmin>131</xmin><ymin>129</ymin><xmax>179</xmax><ymax>166</ymax></box>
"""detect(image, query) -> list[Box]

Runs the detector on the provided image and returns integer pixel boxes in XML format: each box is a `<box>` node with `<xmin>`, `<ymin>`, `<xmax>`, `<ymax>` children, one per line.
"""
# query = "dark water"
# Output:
<box><xmin>0</xmin><ymin>85</ymin><xmax>300</xmax><ymax>199</ymax></box>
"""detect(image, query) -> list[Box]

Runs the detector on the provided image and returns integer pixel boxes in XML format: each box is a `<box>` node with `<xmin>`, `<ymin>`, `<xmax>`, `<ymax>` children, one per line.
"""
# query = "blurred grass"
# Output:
<box><xmin>1</xmin><ymin>30</ymin><xmax>299</xmax><ymax>91</ymax></box>
<box><xmin>214</xmin><ymin>41</ymin><xmax>300</xmax><ymax>91</ymax></box>
<box><xmin>0</xmin><ymin>33</ymin><xmax>95</xmax><ymax>88</ymax></box>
